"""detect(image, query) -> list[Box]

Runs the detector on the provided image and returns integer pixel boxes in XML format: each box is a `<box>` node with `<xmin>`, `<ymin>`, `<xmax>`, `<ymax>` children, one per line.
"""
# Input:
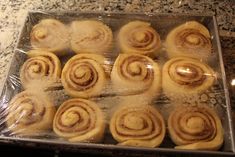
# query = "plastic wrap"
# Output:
<box><xmin>0</xmin><ymin>11</ymin><xmax>234</xmax><ymax>155</ymax></box>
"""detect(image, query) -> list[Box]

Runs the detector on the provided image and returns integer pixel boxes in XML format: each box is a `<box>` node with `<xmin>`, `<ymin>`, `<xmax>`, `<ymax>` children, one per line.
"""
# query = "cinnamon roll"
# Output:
<box><xmin>162</xmin><ymin>57</ymin><xmax>215</xmax><ymax>98</ymax></box>
<box><xmin>20</xmin><ymin>50</ymin><xmax>61</xmax><ymax>89</ymax></box>
<box><xmin>168</xmin><ymin>105</ymin><xmax>224</xmax><ymax>150</ymax></box>
<box><xmin>6</xmin><ymin>90</ymin><xmax>56</xmax><ymax>136</ymax></box>
<box><xmin>30</xmin><ymin>19</ymin><xmax>69</xmax><ymax>56</ymax></box>
<box><xmin>53</xmin><ymin>98</ymin><xmax>105</xmax><ymax>142</ymax></box>
<box><xmin>61</xmin><ymin>54</ymin><xmax>107</xmax><ymax>98</ymax></box>
<box><xmin>166</xmin><ymin>21</ymin><xmax>212</xmax><ymax>61</ymax></box>
<box><xmin>110</xmin><ymin>105</ymin><xmax>165</xmax><ymax>147</ymax></box>
<box><xmin>111</xmin><ymin>54</ymin><xmax>161</xmax><ymax>97</ymax></box>
<box><xmin>118</xmin><ymin>21</ymin><xmax>161</xmax><ymax>57</ymax></box>
<box><xmin>70</xmin><ymin>20</ymin><xmax>113</xmax><ymax>55</ymax></box>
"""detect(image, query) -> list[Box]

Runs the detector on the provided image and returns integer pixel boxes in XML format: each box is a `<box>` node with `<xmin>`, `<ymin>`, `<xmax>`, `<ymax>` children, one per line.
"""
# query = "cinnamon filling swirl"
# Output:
<box><xmin>162</xmin><ymin>57</ymin><xmax>215</xmax><ymax>97</ymax></box>
<box><xmin>53</xmin><ymin>98</ymin><xmax>105</xmax><ymax>142</ymax></box>
<box><xmin>110</xmin><ymin>105</ymin><xmax>165</xmax><ymax>148</ymax></box>
<box><xmin>119</xmin><ymin>56</ymin><xmax>153</xmax><ymax>83</ymax></box>
<box><xmin>111</xmin><ymin>54</ymin><xmax>161</xmax><ymax>96</ymax></box>
<box><xmin>176</xmin><ymin>29</ymin><xmax>211</xmax><ymax>50</ymax></box>
<box><xmin>168</xmin><ymin>105</ymin><xmax>223</xmax><ymax>150</ymax></box>
<box><xmin>61</xmin><ymin>54</ymin><xmax>107</xmax><ymax>98</ymax></box>
<box><xmin>118</xmin><ymin>21</ymin><xmax>161</xmax><ymax>57</ymax></box>
<box><xmin>6</xmin><ymin>91</ymin><xmax>55</xmax><ymax>136</ymax></box>
<box><xmin>30</xmin><ymin>19</ymin><xmax>69</xmax><ymax>56</ymax></box>
<box><xmin>20</xmin><ymin>50</ymin><xmax>61</xmax><ymax>89</ymax></box>
<box><xmin>70</xmin><ymin>20</ymin><xmax>113</xmax><ymax>55</ymax></box>
<box><xmin>168</xmin><ymin>62</ymin><xmax>206</xmax><ymax>87</ymax></box>
<box><xmin>166</xmin><ymin>21</ymin><xmax>212</xmax><ymax>61</ymax></box>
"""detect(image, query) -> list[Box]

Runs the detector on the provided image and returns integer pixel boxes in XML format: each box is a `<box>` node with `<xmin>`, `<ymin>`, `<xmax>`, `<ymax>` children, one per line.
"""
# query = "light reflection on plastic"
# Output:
<box><xmin>204</xmin><ymin>73</ymin><xmax>212</xmax><ymax>76</ymax></box>
<box><xmin>184</xmin><ymin>68</ymin><xmax>190</xmax><ymax>73</ymax></box>
<box><xmin>0</xmin><ymin>94</ymin><xmax>8</xmax><ymax>109</ymax></box>
<box><xmin>177</xmin><ymin>67</ymin><xmax>192</xmax><ymax>74</ymax></box>
<box><xmin>104</xmin><ymin>60</ymin><xmax>111</xmax><ymax>65</ymax></box>
<box><xmin>203</xmin><ymin>72</ymin><xmax>217</xmax><ymax>79</ymax></box>
<box><xmin>147</xmin><ymin>64</ymin><xmax>152</xmax><ymax>69</ymax></box>
<box><xmin>231</xmin><ymin>79</ymin><xmax>235</xmax><ymax>86</ymax></box>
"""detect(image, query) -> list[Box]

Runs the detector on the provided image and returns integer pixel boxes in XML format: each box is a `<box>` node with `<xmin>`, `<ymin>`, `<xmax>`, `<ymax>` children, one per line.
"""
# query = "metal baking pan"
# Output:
<box><xmin>0</xmin><ymin>11</ymin><xmax>234</xmax><ymax>156</ymax></box>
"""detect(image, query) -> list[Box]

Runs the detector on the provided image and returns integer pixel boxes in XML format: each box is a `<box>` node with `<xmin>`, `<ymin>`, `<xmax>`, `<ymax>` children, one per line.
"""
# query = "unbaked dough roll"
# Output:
<box><xmin>53</xmin><ymin>98</ymin><xmax>105</xmax><ymax>142</ymax></box>
<box><xmin>6</xmin><ymin>90</ymin><xmax>56</xmax><ymax>136</ymax></box>
<box><xmin>61</xmin><ymin>54</ymin><xmax>107</xmax><ymax>98</ymax></box>
<box><xmin>110</xmin><ymin>105</ymin><xmax>165</xmax><ymax>147</ymax></box>
<box><xmin>166</xmin><ymin>21</ymin><xmax>212</xmax><ymax>61</ymax></box>
<box><xmin>168</xmin><ymin>105</ymin><xmax>224</xmax><ymax>150</ymax></box>
<box><xmin>118</xmin><ymin>21</ymin><xmax>161</xmax><ymax>57</ymax></box>
<box><xmin>30</xmin><ymin>19</ymin><xmax>69</xmax><ymax>56</ymax></box>
<box><xmin>162</xmin><ymin>57</ymin><xmax>215</xmax><ymax>98</ymax></box>
<box><xmin>70</xmin><ymin>20</ymin><xmax>113</xmax><ymax>55</ymax></box>
<box><xmin>111</xmin><ymin>54</ymin><xmax>161</xmax><ymax>97</ymax></box>
<box><xmin>20</xmin><ymin>50</ymin><xmax>61</xmax><ymax>89</ymax></box>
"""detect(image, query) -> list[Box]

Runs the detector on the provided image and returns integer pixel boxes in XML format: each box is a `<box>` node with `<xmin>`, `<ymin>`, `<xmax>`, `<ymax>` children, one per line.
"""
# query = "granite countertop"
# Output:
<box><xmin>0</xmin><ymin>0</ymin><xmax>235</xmax><ymax>156</ymax></box>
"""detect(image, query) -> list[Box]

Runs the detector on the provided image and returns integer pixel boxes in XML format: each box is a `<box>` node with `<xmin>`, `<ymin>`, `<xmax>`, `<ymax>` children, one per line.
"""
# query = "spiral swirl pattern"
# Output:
<box><xmin>168</xmin><ymin>105</ymin><xmax>224</xmax><ymax>150</ymax></box>
<box><xmin>111</xmin><ymin>54</ymin><xmax>161</xmax><ymax>96</ymax></box>
<box><xmin>118</xmin><ymin>21</ymin><xmax>161</xmax><ymax>57</ymax></box>
<box><xmin>20</xmin><ymin>50</ymin><xmax>61</xmax><ymax>89</ymax></box>
<box><xmin>110</xmin><ymin>105</ymin><xmax>165</xmax><ymax>147</ymax></box>
<box><xmin>30</xmin><ymin>19</ymin><xmax>69</xmax><ymax>56</ymax></box>
<box><xmin>166</xmin><ymin>21</ymin><xmax>212</xmax><ymax>61</ymax></box>
<box><xmin>6</xmin><ymin>91</ymin><xmax>55</xmax><ymax>136</ymax></box>
<box><xmin>162</xmin><ymin>57</ymin><xmax>215</xmax><ymax>97</ymax></box>
<box><xmin>70</xmin><ymin>20</ymin><xmax>113</xmax><ymax>55</ymax></box>
<box><xmin>53</xmin><ymin>98</ymin><xmax>105</xmax><ymax>142</ymax></box>
<box><xmin>61</xmin><ymin>54</ymin><xmax>107</xmax><ymax>98</ymax></box>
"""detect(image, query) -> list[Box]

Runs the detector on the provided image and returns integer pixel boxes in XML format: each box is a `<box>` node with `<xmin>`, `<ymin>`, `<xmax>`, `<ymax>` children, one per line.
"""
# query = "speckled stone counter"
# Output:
<box><xmin>0</xmin><ymin>0</ymin><xmax>235</xmax><ymax>156</ymax></box>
